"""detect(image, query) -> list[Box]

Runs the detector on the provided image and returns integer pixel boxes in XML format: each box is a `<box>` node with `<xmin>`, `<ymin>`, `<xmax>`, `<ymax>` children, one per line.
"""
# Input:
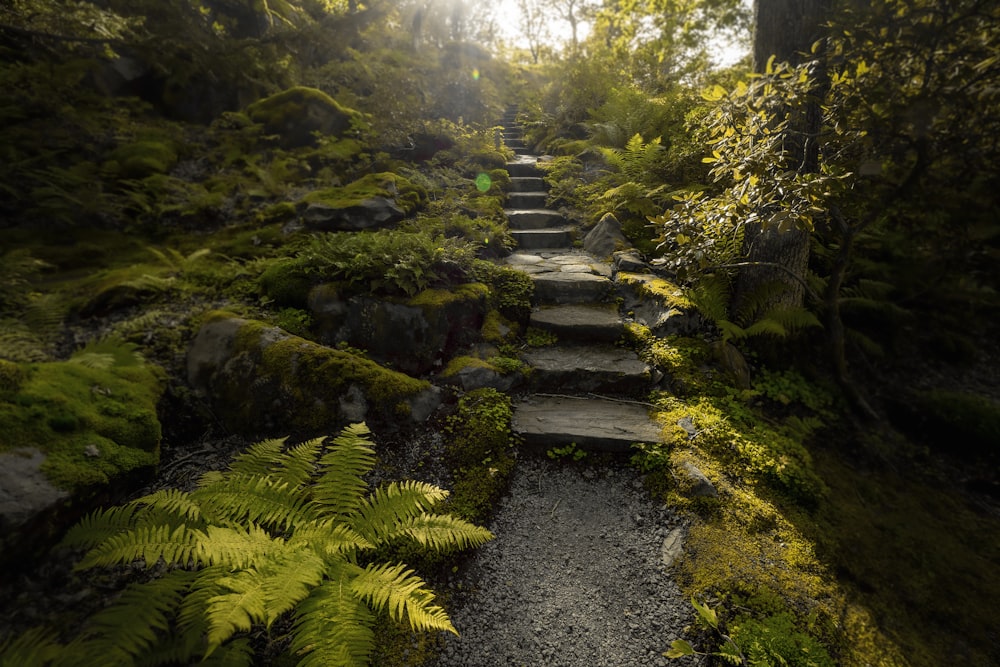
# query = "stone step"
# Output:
<box><xmin>511</xmin><ymin>228</ymin><xmax>574</xmax><ymax>250</ymax></box>
<box><xmin>512</xmin><ymin>395</ymin><xmax>662</xmax><ymax>453</ymax></box>
<box><xmin>506</xmin><ymin>192</ymin><xmax>548</xmax><ymax>209</ymax></box>
<box><xmin>512</xmin><ymin>147</ymin><xmax>531</xmax><ymax>155</ymax></box>
<box><xmin>505</xmin><ymin>138</ymin><xmax>526</xmax><ymax>149</ymax></box>
<box><xmin>506</xmin><ymin>208</ymin><xmax>564</xmax><ymax>229</ymax></box>
<box><xmin>506</xmin><ymin>159</ymin><xmax>541</xmax><ymax>177</ymax></box>
<box><xmin>531</xmin><ymin>271</ymin><xmax>613</xmax><ymax>304</ymax></box>
<box><xmin>521</xmin><ymin>345</ymin><xmax>652</xmax><ymax>394</ymax></box>
<box><xmin>529</xmin><ymin>303</ymin><xmax>624</xmax><ymax>342</ymax></box>
<box><xmin>510</xmin><ymin>177</ymin><xmax>546</xmax><ymax>192</ymax></box>
<box><xmin>503</xmin><ymin>129</ymin><xmax>524</xmax><ymax>138</ymax></box>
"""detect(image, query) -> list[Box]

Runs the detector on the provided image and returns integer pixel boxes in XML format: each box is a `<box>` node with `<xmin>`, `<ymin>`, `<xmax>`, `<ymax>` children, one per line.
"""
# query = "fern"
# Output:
<box><xmin>28</xmin><ymin>423</ymin><xmax>492</xmax><ymax>666</ymax></box>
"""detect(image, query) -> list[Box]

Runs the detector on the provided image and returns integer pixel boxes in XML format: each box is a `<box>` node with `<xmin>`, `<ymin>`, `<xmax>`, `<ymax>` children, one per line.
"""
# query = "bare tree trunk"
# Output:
<box><xmin>732</xmin><ymin>0</ymin><xmax>831</xmax><ymax>319</ymax></box>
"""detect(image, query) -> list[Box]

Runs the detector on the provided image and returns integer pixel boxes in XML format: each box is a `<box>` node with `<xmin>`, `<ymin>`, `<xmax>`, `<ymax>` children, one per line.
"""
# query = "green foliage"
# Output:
<box><xmin>546</xmin><ymin>442</ymin><xmax>587</xmax><ymax>462</ymax></box>
<box><xmin>291</xmin><ymin>229</ymin><xmax>478</xmax><ymax>298</ymax></box>
<box><xmin>28</xmin><ymin>424</ymin><xmax>492</xmax><ymax>666</ymax></box>
<box><xmin>470</xmin><ymin>260</ymin><xmax>535</xmax><ymax>323</ymax></box>
<box><xmin>272</xmin><ymin>307</ymin><xmax>313</xmax><ymax>337</ymax></box>
<box><xmin>0</xmin><ymin>249</ymin><xmax>48</xmax><ymax>313</ymax></box>
<box><xmin>444</xmin><ymin>389</ymin><xmax>516</xmax><ymax>523</ymax></box>
<box><xmin>731</xmin><ymin>613</ymin><xmax>836</xmax><ymax>667</ymax></box>
<box><xmin>524</xmin><ymin>327</ymin><xmax>557</xmax><ymax>348</ymax></box>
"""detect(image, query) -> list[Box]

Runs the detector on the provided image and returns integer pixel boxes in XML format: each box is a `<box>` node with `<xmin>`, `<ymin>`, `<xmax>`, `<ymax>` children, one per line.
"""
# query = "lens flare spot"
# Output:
<box><xmin>475</xmin><ymin>172</ymin><xmax>492</xmax><ymax>192</ymax></box>
<box><xmin>472</xmin><ymin>68</ymin><xmax>480</xmax><ymax>80</ymax></box>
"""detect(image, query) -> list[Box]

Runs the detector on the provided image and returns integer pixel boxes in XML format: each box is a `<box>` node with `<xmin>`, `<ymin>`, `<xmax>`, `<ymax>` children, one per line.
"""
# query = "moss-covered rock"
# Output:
<box><xmin>0</xmin><ymin>351</ymin><xmax>163</xmax><ymax>492</ymax></box>
<box><xmin>301</xmin><ymin>172</ymin><xmax>428</xmax><ymax>231</ymax></box>
<box><xmin>245</xmin><ymin>86</ymin><xmax>361</xmax><ymax>148</ymax></box>
<box><xmin>186</xmin><ymin>313</ymin><xmax>439</xmax><ymax>435</ymax></box>
<box><xmin>319</xmin><ymin>283</ymin><xmax>489</xmax><ymax>376</ymax></box>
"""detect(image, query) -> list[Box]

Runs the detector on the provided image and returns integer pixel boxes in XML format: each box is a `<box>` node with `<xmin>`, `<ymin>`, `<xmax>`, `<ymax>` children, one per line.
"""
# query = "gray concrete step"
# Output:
<box><xmin>531</xmin><ymin>271</ymin><xmax>613</xmax><ymax>304</ymax></box>
<box><xmin>511</xmin><ymin>228</ymin><xmax>574</xmax><ymax>250</ymax></box>
<box><xmin>521</xmin><ymin>345</ymin><xmax>651</xmax><ymax>394</ymax></box>
<box><xmin>511</xmin><ymin>177</ymin><xmax>546</xmax><ymax>192</ymax></box>
<box><xmin>506</xmin><ymin>192</ymin><xmax>548</xmax><ymax>209</ymax></box>
<box><xmin>529</xmin><ymin>303</ymin><xmax>624</xmax><ymax>341</ymax></box>
<box><xmin>512</xmin><ymin>395</ymin><xmax>662</xmax><ymax>453</ymax></box>
<box><xmin>506</xmin><ymin>209</ymin><xmax>565</xmax><ymax>229</ymax></box>
<box><xmin>506</xmin><ymin>158</ymin><xmax>541</xmax><ymax>177</ymax></box>
<box><xmin>505</xmin><ymin>138</ymin><xmax>526</xmax><ymax>149</ymax></box>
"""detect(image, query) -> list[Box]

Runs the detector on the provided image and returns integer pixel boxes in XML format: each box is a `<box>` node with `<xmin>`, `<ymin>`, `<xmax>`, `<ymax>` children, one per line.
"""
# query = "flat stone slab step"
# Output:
<box><xmin>506</xmin><ymin>157</ymin><xmax>541</xmax><ymax>177</ymax></box>
<box><xmin>531</xmin><ymin>271</ymin><xmax>613</xmax><ymax>304</ymax></box>
<box><xmin>522</xmin><ymin>345</ymin><xmax>651</xmax><ymax>393</ymax></box>
<box><xmin>510</xmin><ymin>176</ymin><xmax>546</xmax><ymax>192</ymax></box>
<box><xmin>529</xmin><ymin>303</ymin><xmax>623</xmax><ymax>341</ymax></box>
<box><xmin>506</xmin><ymin>209</ymin><xmax>565</xmax><ymax>229</ymax></box>
<box><xmin>513</xmin><ymin>395</ymin><xmax>662</xmax><ymax>453</ymax></box>
<box><xmin>511</xmin><ymin>228</ymin><xmax>573</xmax><ymax>250</ymax></box>
<box><xmin>506</xmin><ymin>192</ymin><xmax>548</xmax><ymax>209</ymax></box>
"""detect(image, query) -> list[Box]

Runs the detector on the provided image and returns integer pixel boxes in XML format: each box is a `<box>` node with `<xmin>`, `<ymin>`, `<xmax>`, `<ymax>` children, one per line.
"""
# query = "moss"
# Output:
<box><xmin>480</xmin><ymin>309</ymin><xmax>515</xmax><ymax>343</ymax></box>
<box><xmin>444</xmin><ymin>388</ymin><xmax>515</xmax><ymax>524</ymax></box>
<box><xmin>303</xmin><ymin>172</ymin><xmax>428</xmax><ymax>215</ymax></box>
<box><xmin>408</xmin><ymin>283</ymin><xmax>489</xmax><ymax>313</ymax></box>
<box><xmin>0</xmin><ymin>359</ymin><xmax>24</xmax><ymax>396</ymax></box>
<box><xmin>440</xmin><ymin>355</ymin><xmax>493</xmax><ymax>379</ymax></box>
<box><xmin>259</xmin><ymin>258</ymin><xmax>313</xmax><ymax>308</ymax></box>
<box><xmin>210</xmin><ymin>318</ymin><xmax>431</xmax><ymax>434</ymax></box>
<box><xmin>0</xmin><ymin>355</ymin><xmax>164</xmax><ymax>492</ymax></box>
<box><xmin>246</xmin><ymin>86</ymin><xmax>361</xmax><ymax>148</ymax></box>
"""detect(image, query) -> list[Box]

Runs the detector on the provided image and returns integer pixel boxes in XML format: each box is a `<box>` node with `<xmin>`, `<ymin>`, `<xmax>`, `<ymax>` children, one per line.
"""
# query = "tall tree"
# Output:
<box><xmin>731</xmin><ymin>0</ymin><xmax>831</xmax><ymax>316</ymax></box>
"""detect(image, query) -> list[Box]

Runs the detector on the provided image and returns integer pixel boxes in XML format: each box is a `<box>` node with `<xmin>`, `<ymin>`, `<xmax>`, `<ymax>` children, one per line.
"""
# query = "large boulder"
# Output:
<box><xmin>584</xmin><ymin>212</ymin><xmax>631</xmax><ymax>258</ymax></box>
<box><xmin>300</xmin><ymin>173</ymin><xmax>428</xmax><ymax>231</ymax></box>
<box><xmin>246</xmin><ymin>86</ymin><xmax>360</xmax><ymax>148</ymax></box>
<box><xmin>309</xmin><ymin>284</ymin><xmax>490</xmax><ymax>376</ymax></box>
<box><xmin>186</xmin><ymin>313</ymin><xmax>440</xmax><ymax>434</ymax></box>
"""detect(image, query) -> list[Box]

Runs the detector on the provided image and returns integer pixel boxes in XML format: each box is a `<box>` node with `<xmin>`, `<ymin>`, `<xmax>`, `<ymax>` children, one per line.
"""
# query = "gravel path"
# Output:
<box><xmin>432</xmin><ymin>456</ymin><xmax>694</xmax><ymax>667</ymax></box>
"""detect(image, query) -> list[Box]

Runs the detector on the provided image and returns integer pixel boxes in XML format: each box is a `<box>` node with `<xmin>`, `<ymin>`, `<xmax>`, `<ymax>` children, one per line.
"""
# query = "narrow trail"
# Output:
<box><xmin>430</xmin><ymin>108</ymin><xmax>695</xmax><ymax>665</ymax></box>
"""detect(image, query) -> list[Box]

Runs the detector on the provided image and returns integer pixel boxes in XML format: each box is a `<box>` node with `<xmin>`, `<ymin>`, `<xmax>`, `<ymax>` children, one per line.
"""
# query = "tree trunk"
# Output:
<box><xmin>732</xmin><ymin>0</ymin><xmax>831</xmax><ymax>319</ymax></box>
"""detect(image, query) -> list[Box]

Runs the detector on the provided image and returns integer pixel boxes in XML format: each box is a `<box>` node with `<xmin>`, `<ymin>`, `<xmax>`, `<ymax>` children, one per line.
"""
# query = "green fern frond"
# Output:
<box><xmin>395</xmin><ymin>514</ymin><xmax>494</xmax><ymax>551</ymax></box>
<box><xmin>67</xmin><ymin>352</ymin><xmax>116</xmax><ymax>369</ymax></box>
<box><xmin>0</xmin><ymin>320</ymin><xmax>49</xmax><ymax>362</ymax></box>
<box><xmin>122</xmin><ymin>273</ymin><xmax>175</xmax><ymax>293</ymax></box>
<box><xmin>258</xmin><ymin>548</ymin><xmax>327</xmax><ymax>627</ymax></box>
<box><xmin>348</xmin><ymin>481</ymin><xmax>450</xmax><ymax>545</ymax></box>
<box><xmin>290</xmin><ymin>521</ymin><xmax>374</xmax><ymax>558</ymax></box>
<box><xmin>205</xmin><ymin>570</ymin><xmax>268</xmax><ymax>654</ymax></box>
<box><xmin>740</xmin><ymin>319</ymin><xmax>789</xmax><ymax>338</ymax></box>
<box><xmin>0</xmin><ymin>627</ymin><xmax>63</xmax><ymax>666</ymax></box>
<box><xmin>847</xmin><ymin>328</ymin><xmax>884</xmax><ymax>357</ymax></box>
<box><xmin>60</xmin><ymin>504</ymin><xmax>142</xmax><ymax>550</ymax></box>
<box><xmin>77</xmin><ymin>569</ymin><xmax>196</xmax><ymax>663</ymax></box>
<box><xmin>313</xmin><ymin>423</ymin><xmax>377</xmax><ymax>517</ymax></box>
<box><xmin>194</xmin><ymin>524</ymin><xmax>282</xmax><ymax>569</ymax></box>
<box><xmin>276</xmin><ymin>437</ymin><xmax>325</xmax><ymax>487</ymax></box>
<box><xmin>228</xmin><ymin>437</ymin><xmax>289</xmax><ymax>476</ymax></box>
<box><xmin>23</xmin><ymin>292</ymin><xmax>65</xmax><ymax>341</ymax></box>
<box><xmin>132</xmin><ymin>489</ymin><xmax>204</xmax><ymax>524</ymax></box>
<box><xmin>687</xmin><ymin>275</ymin><xmax>731</xmax><ymax>323</ymax></box>
<box><xmin>193</xmin><ymin>473</ymin><xmax>312</xmax><ymax>531</ymax></box>
<box><xmin>292</xmin><ymin>576</ymin><xmax>376</xmax><ymax>667</ymax></box>
<box><xmin>198</xmin><ymin>639</ymin><xmax>253</xmax><ymax>667</ymax></box>
<box><xmin>759</xmin><ymin>306</ymin><xmax>822</xmax><ymax>333</ymax></box>
<box><xmin>351</xmin><ymin>562</ymin><xmax>456</xmax><ymax>634</ymax></box>
<box><xmin>76</xmin><ymin>523</ymin><xmax>200</xmax><ymax>570</ymax></box>
<box><xmin>71</xmin><ymin>339</ymin><xmax>144</xmax><ymax>367</ymax></box>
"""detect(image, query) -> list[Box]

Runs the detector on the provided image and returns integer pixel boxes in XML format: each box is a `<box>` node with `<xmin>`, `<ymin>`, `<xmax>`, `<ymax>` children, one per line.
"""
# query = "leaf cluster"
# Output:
<box><xmin>5</xmin><ymin>423</ymin><xmax>492</xmax><ymax>666</ymax></box>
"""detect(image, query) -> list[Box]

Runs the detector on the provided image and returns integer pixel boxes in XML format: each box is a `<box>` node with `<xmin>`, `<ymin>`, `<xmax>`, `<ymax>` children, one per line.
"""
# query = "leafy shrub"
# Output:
<box><xmin>731</xmin><ymin>613</ymin><xmax>835</xmax><ymax>667</ymax></box>
<box><xmin>4</xmin><ymin>424</ymin><xmax>492</xmax><ymax>666</ymax></box>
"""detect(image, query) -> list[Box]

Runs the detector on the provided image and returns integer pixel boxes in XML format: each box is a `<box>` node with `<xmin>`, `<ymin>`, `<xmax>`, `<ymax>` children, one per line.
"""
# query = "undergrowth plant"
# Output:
<box><xmin>0</xmin><ymin>423</ymin><xmax>492</xmax><ymax>666</ymax></box>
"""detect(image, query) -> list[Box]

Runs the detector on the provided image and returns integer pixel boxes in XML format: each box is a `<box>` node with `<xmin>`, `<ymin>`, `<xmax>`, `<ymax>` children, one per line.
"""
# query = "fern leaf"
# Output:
<box><xmin>131</xmin><ymin>488</ymin><xmax>203</xmax><ymax>525</ymax></box>
<box><xmin>76</xmin><ymin>523</ymin><xmax>199</xmax><ymax>570</ymax></box>
<box><xmin>0</xmin><ymin>627</ymin><xmax>63</xmax><ymax>665</ymax></box>
<box><xmin>194</xmin><ymin>524</ymin><xmax>282</xmax><ymax>569</ymax></box>
<box><xmin>67</xmin><ymin>352</ymin><xmax>116</xmax><ymax>369</ymax></box>
<box><xmin>394</xmin><ymin>513</ymin><xmax>494</xmax><ymax>551</ymax></box>
<box><xmin>313</xmin><ymin>423</ymin><xmax>376</xmax><ymax>517</ymax></box>
<box><xmin>292</xmin><ymin>574</ymin><xmax>376</xmax><ymax>667</ymax></box>
<box><xmin>60</xmin><ymin>505</ymin><xmax>141</xmax><ymax>551</ymax></box>
<box><xmin>290</xmin><ymin>521</ymin><xmax>374</xmax><ymax>559</ymax></box>
<box><xmin>274</xmin><ymin>437</ymin><xmax>324</xmax><ymax>487</ymax></box>
<box><xmin>348</xmin><ymin>481</ymin><xmax>450</xmax><ymax>545</ymax></box>
<box><xmin>741</xmin><ymin>319</ymin><xmax>789</xmax><ymax>338</ymax></box>
<box><xmin>351</xmin><ymin>562</ymin><xmax>456</xmax><ymax>634</ymax></box>
<box><xmin>227</xmin><ymin>438</ymin><xmax>289</xmax><ymax>477</ymax></box>
<box><xmin>75</xmin><ymin>569</ymin><xmax>196</xmax><ymax>663</ymax></box>
<box><xmin>193</xmin><ymin>473</ymin><xmax>311</xmax><ymax>531</ymax></box>
<box><xmin>197</xmin><ymin>639</ymin><xmax>253</xmax><ymax>667</ymax></box>
<box><xmin>259</xmin><ymin>547</ymin><xmax>327</xmax><ymax>627</ymax></box>
<box><xmin>205</xmin><ymin>571</ymin><xmax>268</xmax><ymax>655</ymax></box>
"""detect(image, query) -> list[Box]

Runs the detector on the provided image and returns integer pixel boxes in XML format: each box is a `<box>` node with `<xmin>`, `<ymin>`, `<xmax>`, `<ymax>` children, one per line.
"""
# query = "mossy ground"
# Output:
<box><xmin>0</xmin><ymin>350</ymin><xmax>164</xmax><ymax>491</ymax></box>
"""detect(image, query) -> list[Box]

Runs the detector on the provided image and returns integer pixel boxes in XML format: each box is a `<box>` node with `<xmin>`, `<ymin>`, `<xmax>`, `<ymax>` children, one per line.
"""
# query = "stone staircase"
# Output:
<box><xmin>498</xmin><ymin>107</ymin><xmax>663</xmax><ymax>454</ymax></box>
